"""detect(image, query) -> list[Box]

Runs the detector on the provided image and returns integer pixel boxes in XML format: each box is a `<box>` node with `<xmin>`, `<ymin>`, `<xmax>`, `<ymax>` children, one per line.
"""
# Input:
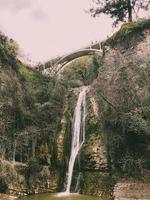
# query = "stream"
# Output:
<box><xmin>21</xmin><ymin>193</ymin><xmax>106</xmax><ymax>200</ymax></box>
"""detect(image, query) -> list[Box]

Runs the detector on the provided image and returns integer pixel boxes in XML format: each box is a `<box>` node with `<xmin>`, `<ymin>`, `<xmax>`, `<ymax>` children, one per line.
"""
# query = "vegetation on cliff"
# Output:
<box><xmin>104</xmin><ymin>19</ymin><xmax>150</xmax><ymax>47</ymax></box>
<box><xmin>0</xmin><ymin>32</ymin><xmax>67</xmax><ymax>192</ymax></box>
<box><xmin>0</xmin><ymin>19</ymin><xmax>150</xmax><ymax>196</ymax></box>
<box><xmin>60</xmin><ymin>55</ymin><xmax>100</xmax><ymax>87</ymax></box>
<box><xmin>89</xmin><ymin>0</ymin><xmax>150</xmax><ymax>25</ymax></box>
<box><xmin>94</xmin><ymin>20</ymin><xmax>150</xmax><ymax>179</ymax></box>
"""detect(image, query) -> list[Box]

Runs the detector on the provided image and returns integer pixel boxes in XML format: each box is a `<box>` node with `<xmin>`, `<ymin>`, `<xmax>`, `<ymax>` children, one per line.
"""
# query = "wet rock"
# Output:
<box><xmin>81</xmin><ymin>136</ymin><xmax>108</xmax><ymax>171</ymax></box>
<box><xmin>56</xmin><ymin>117</ymin><xmax>67</xmax><ymax>165</ymax></box>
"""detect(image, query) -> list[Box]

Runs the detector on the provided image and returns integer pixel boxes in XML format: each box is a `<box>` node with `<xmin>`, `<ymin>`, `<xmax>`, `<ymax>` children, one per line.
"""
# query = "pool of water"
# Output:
<box><xmin>21</xmin><ymin>193</ymin><xmax>104</xmax><ymax>200</ymax></box>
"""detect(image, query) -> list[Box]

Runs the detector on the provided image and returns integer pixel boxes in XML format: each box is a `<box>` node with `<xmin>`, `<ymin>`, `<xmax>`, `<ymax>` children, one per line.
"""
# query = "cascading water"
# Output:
<box><xmin>57</xmin><ymin>88</ymin><xmax>86</xmax><ymax>197</ymax></box>
<box><xmin>65</xmin><ymin>88</ymin><xmax>86</xmax><ymax>194</ymax></box>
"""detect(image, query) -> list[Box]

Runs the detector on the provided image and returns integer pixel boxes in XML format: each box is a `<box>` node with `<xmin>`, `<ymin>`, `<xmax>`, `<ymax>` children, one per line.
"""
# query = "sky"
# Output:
<box><xmin>0</xmin><ymin>0</ymin><xmax>115</xmax><ymax>63</ymax></box>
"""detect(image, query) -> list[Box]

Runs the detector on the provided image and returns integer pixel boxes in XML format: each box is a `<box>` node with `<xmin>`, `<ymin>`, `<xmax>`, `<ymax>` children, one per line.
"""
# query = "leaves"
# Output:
<box><xmin>0</xmin><ymin>32</ymin><xmax>19</xmax><ymax>67</ymax></box>
<box><xmin>89</xmin><ymin>0</ymin><xmax>150</xmax><ymax>25</ymax></box>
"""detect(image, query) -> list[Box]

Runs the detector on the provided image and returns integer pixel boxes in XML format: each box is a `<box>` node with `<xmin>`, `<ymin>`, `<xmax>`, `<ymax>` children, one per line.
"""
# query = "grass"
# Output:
<box><xmin>0</xmin><ymin>32</ymin><xmax>18</xmax><ymax>69</ymax></box>
<box><xmin>19</xmin><ymin>64</ymin><xmax>50</xmax><ymax>86</ymax></box>
<box><xmin>61</xmin><ymin>55</ymin><xmax>100</xmax><ymax>87</ymax></box>
<box><xmin>18</xmin><ymin>64</ymin><xmax>55</xmax><ymax>103</ymax></box>
<box><xmin>104</xmin><ymin>19</ymin><xmax>150</xmax><ymax>47</ymax></box>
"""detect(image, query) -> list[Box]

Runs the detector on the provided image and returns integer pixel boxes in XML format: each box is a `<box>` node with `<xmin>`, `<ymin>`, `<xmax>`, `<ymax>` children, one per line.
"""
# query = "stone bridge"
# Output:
<box><xmin>36</xmin><ymin>42</ymin><xmax>103</xmax><ymax>75</ymax></box>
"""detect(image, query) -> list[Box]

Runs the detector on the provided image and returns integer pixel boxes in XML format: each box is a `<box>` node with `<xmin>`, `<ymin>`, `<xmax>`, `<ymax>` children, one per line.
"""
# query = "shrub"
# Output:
<box><xmin>0</xmin><ymin>177</ymin><xmax>8</xmax><ymax>193</ymax></box>
<box><xmin>0</xmin><ymin>32</ymin><xmax>19</xmax><ymax>68</ymax></box>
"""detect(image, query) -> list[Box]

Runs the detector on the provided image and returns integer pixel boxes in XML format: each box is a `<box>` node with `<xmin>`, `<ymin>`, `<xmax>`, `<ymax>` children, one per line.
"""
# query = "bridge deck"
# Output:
<box><xmin>44</xmin><ymin>48</ymin><xmax>102</xmax><ymax>70</ymax></box>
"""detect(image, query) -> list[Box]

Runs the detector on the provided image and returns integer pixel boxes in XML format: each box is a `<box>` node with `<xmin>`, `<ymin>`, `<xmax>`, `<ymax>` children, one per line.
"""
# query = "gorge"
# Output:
<box><xmin>0</xmin><ymin>20</ymin><xmax>150</xmax><ymax>200</ymax></box>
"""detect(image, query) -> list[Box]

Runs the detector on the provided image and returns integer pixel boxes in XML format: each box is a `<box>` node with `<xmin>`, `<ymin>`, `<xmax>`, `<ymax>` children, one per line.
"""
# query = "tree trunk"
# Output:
<box><xmin>127</xmin><ymin>0</ymin><xmax>132</xmax><ymax>22</ymax></box>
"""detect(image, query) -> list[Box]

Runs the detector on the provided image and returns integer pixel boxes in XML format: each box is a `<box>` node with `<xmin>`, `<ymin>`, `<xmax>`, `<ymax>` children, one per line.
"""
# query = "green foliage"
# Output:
<box><xmin>104</xmin><ymin>107</ymin><xmax>150</xmax><ymax>176</ymax></box>
<box><xmin>18</xmin><ymin>64</ymin><xmax>66</xmax><ymax>133</ymax></box>
<box><xmin>0</xmin><ymin>50</ymin><xmax>67</xmax><ymax>170</ymax></box>
<box><xmin>52</xmin><ymin>79</ymin><xmax>67</xmax><ymax>103</ymax></box>
<box><xmin>25</xmin><ymin>159</ymin><xmax>42</xmax><ymax>188</ymax></box>
<box><xmin>104</xmin><ymin>20</ymin><xmax>150</xmax><ymax>47</ymax></box>
<box><xmin>0</xmin><ymin>100</ymin><xmax>25</xmax><ymax>147</ymax></box>
<box><xmin>89</xmin><ymin>0</ymin><xmax>150</xmax><ymax>25</ymax></box>
<box><xmin>0</xmin><ymin>177</ymin><xmax>8</xmax><ymax>193</ymax></box>
<box><xmin>86</xmin><ymin>98</ymin><xmax>102</xmax><ymax>137</ymax></box>
<box><xmin>61</xmin><ymin>55</ymin><xmax>100</xmax><ymax>87</ymax></box>
<box><xmin>122</xmin><ymin>111</ymin><xmax>150</xmax><ymax>136</ymax></box>
<box><xmin>0</xmin><ymin>32</ymin><xmax>18</xmax><ymax>68</ymax></box>
<box><xmin>82</xmin><ymin>172</ymin><xmax>116</xmax><ymax>199</ymax></box>
<box><xmin>19</xmin><ymin>64</ymin><xmax>55</xmax><ymax>103</ymax></box>
<box><xmin>16</xmin><ymin>65</ymin><xmax>67</xmax><ymax>164</ymax></box>
<box><xmin>64</xmin><ymin>110</ymin><xmax>72</xmax><ymax>121</ymax></box>
<box><xmin>43</xmin><ymin>56</ymin><xmax>61</xmax><ymax>69</ymax></box>
<box><xmin>87</xmin><ymin>120</ymin><xmax>100</xmax><ymax>137</ymax></box>
<box><xmin>94</xmin><ymin>48</ymin><xmax>150</xmax><ymax>177</ymax></box>
<box><xmin>122</xmin><ymin>155</ymin><xmax>145</xmax><ymax>176</ymax></box>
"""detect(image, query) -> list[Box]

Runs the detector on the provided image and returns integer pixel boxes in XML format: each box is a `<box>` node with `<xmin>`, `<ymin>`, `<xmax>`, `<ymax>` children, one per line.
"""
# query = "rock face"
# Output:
<box><xmin>90</xmin><ymin>22</ymin><xmax>150</xmax><ymax>198</ymax></box>
<box><xmin>79</xmin><ymin>94</ymin><xmax>111</xmax><ymax>197</ymax></box>
<box><xmin>81</xmin><ymin>136</ymin><xmax>107</xmax><ymax>171</ymax></box>
<box><xmin>93</xmin><ymin>24</ymin><xmax>150</xmax><ymax>170</ymax></box>
<box><xmin>79</xmin><ymin>22</ymin><xmax>150</xmax><ymax>198</ymax></box>
<box><xmin>0</xmin><ymin>21</ymin><xmax>150</xmax><ymax>198</ymax></box>
<box><xmin>81</xmin><ymin>94</ymin><xmax>108</xmax><ymax>170</ymax></box>
<box><xmin>94</xmin><ymin>29</ymin><xmax>150</xmax><ymax>114</ymax></box>
<box><xmin>0</xmin><ymin>62</ymin><xmax>64</xmax><ymax>194</ymax></box>
<box><xmin>81</xmin><ymin>172</ymin><xmax>113</xmax><ymax>197</ymax></box>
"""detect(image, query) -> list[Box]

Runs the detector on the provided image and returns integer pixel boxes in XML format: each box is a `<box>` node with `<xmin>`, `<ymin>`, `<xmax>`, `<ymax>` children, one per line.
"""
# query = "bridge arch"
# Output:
<box><xmin>49</xmin><ymin>48</ymin><xmax>102</xmax><ymax>75</ymax></box>
<box><xmin>36</xmin><ymin>47</ymin><xmax>103</xmax><ymax>75</ymax></box>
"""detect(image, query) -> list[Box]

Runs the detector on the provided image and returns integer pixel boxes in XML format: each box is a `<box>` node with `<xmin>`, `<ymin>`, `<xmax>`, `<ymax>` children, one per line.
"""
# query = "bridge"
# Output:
<box><xmin>36</xmin><ymin>42</ymin><xmax>103</xmax><ymax>75</ymax></box>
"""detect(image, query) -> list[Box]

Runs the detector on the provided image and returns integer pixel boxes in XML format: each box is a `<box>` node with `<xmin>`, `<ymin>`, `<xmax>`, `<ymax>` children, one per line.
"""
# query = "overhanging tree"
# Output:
<box><xmin>89</xmin><ymin>0</ymin><xmax>150</xmax><ymax>25</ymax></box>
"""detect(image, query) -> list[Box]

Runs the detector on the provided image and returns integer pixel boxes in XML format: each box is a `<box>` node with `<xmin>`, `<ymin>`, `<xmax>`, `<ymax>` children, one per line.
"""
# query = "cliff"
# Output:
<box><xmin>0</xmin><ymin>33</ymin><xmax>68</xmax><ymax>194</ymax></box>
<box><xmin>93</xmin><ymin>20</ymin><xmax>150</xmax><ymax>177</ymax></box>
<box><xmin>0</xmin><ymin>20</ymin><xmax>150</xmax><ymax>199</ymax></box>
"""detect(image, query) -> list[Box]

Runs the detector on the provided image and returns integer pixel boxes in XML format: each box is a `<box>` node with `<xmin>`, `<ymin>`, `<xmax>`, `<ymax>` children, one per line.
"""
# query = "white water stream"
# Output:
<box><xmin>65</xmin><ymin>88</ymin><xmax>86</xmax><ymax>194</ymax></box>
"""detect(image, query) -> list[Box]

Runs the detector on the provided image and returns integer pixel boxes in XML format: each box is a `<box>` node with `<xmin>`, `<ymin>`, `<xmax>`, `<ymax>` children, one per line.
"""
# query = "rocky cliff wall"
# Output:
<box><xmin>76</xmin><ymin>21</ymin><xmax>150</xmax><ymax>198</ymax></box>
<box><xmin>0</xmin><ymin>20</ymin><xmax>150</xmax><ymax>198</ymax></box>
<box><xmin>0</xmin><ymin>62</ymin><xmax>66</xmax><ymax>194</ymax></box>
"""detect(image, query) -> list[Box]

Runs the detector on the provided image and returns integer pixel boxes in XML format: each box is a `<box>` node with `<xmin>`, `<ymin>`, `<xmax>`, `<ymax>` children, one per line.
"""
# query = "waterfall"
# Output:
<box><xmin>65</xmin><ymin>88</ymin><xmax>86</xmax><ymax>193</ymax></box>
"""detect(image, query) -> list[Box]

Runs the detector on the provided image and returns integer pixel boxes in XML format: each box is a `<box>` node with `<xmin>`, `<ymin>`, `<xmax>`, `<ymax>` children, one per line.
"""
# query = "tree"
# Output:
<box><xmin>89</xmin><ymin>0</ymin><xmax>150</xmax><ymax>25</ymax></box>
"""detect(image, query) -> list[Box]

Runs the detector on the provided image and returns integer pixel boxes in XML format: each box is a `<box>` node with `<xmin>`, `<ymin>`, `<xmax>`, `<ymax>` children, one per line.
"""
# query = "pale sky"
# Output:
<box><xmin>0</xmin><ymin>0</ymin><xmax>115</xmax><ymax>63</ymax></box>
